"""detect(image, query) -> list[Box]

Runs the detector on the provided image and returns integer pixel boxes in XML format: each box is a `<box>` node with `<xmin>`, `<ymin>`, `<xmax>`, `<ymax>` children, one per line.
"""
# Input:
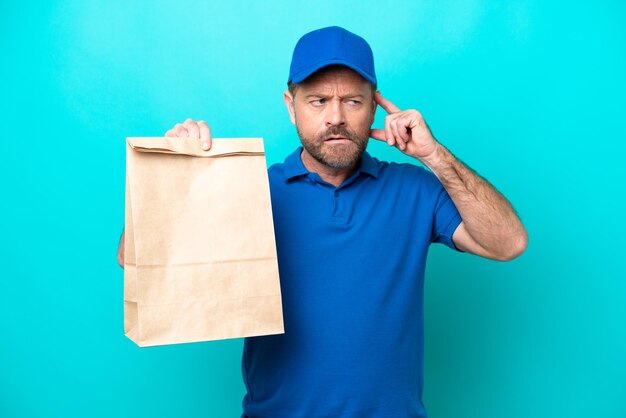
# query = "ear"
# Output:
<box><xmin>370</xmin><ymin>97</ymin><xmax>378</xmax><ymax>125</ymax></box>
<box><xmin>283</xmin><ymin>90</ymin><xmax>296</xmax><ymax>125</ymax></box>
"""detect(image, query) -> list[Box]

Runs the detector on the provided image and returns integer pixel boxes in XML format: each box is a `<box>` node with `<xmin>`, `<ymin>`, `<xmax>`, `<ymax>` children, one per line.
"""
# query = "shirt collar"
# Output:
<box><xmin>358</xmin><ymin>150</ymin><xmax>380</xmax><ymax>178</ymax></box>
<box><xmin>283</xmin><ymin>146</ymin><xmax>381</xmax><ymax>181</ymax></box>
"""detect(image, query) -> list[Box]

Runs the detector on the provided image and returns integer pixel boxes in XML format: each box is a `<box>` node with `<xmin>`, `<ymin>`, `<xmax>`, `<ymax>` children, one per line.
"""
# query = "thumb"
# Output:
<box><xmin>369</xmin><ymin>128</ymin><xmax>387</xmax><ymax>141</ymax></box>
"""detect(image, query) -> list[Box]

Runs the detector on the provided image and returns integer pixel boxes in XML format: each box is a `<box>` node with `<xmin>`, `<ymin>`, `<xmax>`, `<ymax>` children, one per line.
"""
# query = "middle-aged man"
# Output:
<box><xmin>118</xmin><ymin>26</ymin><xmax>528</xmax><ymax>417</ymax></box>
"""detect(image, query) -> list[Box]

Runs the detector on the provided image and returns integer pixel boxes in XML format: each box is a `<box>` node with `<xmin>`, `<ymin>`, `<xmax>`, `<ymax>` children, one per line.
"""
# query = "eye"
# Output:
<box><xmin>346</xmin><ymin>99</ymin><xmax>362</xmax><ymax>105</ymax></box>
<box><xmin>310</xmin><ymin>98</ymin><xmax>326</xmax><ymax>106</ymax></box>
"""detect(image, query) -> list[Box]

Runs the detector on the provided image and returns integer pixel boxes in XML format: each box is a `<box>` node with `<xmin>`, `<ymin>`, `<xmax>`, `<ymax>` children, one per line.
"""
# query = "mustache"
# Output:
<box><xmin>318</xmin><ymin>126</ymin><xmax>359</xmax><ymax>142</ymax></box>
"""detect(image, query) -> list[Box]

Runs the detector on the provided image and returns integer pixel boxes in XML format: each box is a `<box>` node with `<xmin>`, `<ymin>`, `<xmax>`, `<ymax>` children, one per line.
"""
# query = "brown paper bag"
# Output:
<box><xmin>124</xmin><ymin>136</ymin><xmax>284</xmax><ymax>347</ymax></box>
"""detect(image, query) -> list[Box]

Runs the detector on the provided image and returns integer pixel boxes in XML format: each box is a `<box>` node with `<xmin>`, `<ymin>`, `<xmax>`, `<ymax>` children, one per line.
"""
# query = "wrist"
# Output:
<box><xmin>418</xmin><ymin>143</ymin><xmax>447</xmax><ymax>171</ymax></box>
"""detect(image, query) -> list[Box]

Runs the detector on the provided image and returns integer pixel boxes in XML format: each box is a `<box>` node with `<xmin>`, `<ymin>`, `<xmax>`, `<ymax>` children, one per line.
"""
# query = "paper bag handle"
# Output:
<box><xmin>127</xmin><ymin>137</ymin><xmax>265</xmax><ymax>157</ymax></box>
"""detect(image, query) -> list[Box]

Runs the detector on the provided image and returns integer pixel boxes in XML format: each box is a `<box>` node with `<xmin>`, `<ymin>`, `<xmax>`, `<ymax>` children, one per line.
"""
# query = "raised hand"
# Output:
<box><xmin>369</xmin><ymin>92</ymin><xmax>440</xmax><ymax>161</ymax></box>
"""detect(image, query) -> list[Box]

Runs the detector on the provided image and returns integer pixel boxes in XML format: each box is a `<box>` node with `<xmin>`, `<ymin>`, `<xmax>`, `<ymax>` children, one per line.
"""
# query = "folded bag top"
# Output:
<box><xmin>127</xmin><ymin>136</ymin><xmax>265</xmax><ymax>157</ymax></box>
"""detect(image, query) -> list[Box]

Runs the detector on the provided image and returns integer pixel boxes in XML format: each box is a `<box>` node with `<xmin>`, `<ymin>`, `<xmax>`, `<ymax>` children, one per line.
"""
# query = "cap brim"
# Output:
<box><xmin>290</xmin><ymin>59</ymin><xmax>376</xmax><ymax>85</ymax></box>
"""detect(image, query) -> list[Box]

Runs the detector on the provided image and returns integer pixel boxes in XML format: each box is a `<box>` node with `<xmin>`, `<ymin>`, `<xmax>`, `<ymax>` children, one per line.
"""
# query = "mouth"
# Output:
<box><xmin>324</xmin><ymin>136</ymin><xmax>352</xmax><ymax>144</ymax></box>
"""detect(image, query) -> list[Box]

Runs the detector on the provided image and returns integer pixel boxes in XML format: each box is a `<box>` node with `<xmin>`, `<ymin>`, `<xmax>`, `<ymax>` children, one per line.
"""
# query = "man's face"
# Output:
<box><xmin>284</xmin><ymin>67</ymin><xmax>377</xmax><ymax>169</ymax></box>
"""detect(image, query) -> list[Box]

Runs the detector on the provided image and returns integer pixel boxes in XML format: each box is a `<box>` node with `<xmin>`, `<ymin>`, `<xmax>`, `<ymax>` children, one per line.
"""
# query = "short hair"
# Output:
<box><xmin>288</xmin><ymin>65</ymin><xmax>376</xmax><ymax>98</ymax></box>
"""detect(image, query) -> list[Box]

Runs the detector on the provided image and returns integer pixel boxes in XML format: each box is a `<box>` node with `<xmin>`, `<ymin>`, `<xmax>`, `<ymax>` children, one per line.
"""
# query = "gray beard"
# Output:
<box><xmin>296</xmin><ymin>124</ymin><xmax>369</xmax><ymax>169</ymax></box>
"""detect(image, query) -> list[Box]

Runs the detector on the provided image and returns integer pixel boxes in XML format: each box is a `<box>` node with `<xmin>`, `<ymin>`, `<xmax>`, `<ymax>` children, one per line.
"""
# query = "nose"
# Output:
<box><xmin>325</xmin><ymin>100</ymin><xmax>346</xmax><ymax>127</ymax></box>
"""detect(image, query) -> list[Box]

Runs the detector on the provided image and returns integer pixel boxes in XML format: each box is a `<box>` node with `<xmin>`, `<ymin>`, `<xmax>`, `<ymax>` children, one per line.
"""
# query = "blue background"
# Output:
<box><xmin>1</xmin><ymin>1</ymin><xmax>625</xmax><ymax>417</ymax></box>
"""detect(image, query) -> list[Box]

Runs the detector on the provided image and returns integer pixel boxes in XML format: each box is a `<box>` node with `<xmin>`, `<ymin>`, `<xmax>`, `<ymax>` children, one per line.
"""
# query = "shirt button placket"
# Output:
<box><xmin>331</xmin><ymin>189</ymin><xmax>339</xmax><ymax>217</ymax></box>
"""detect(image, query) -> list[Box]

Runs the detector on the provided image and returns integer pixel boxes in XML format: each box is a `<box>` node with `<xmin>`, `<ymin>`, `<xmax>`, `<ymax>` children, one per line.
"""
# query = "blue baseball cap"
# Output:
<box><xmin>288</xmin><ymin>26</ymin><xmax>377</xmax><ymax>86</ymax></box>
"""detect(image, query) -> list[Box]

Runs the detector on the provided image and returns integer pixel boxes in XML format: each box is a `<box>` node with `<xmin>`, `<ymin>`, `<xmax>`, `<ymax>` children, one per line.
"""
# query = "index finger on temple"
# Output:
<box><xmin>374</xmin><ymin>91</ymin><xmax>401</xmax><ymax>114</ymax></box>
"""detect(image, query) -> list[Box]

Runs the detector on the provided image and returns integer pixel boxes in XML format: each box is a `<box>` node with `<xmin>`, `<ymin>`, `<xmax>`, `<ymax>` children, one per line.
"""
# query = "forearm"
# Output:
<box><xmin>420</xmin><ymin>143</ymin><xmax>528</xmax><ymax>259</ymax></box>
